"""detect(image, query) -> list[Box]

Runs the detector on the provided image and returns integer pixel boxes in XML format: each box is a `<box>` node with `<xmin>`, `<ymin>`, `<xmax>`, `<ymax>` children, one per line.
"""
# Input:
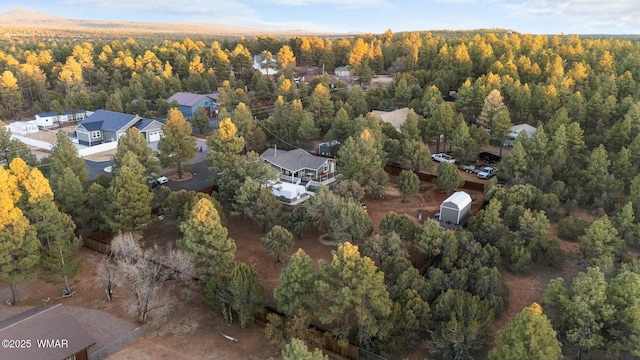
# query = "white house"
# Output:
<box><xmin>35</xmin><ymin>111</ymin><xmax>68</xmax><ymax>130</ymax></box>
<box><xmin>35</xmin><ymin>110</ymin><xmax>93</xmax><ymax>130</ymax></box>
<box><xmin>440</xmin><ymin>191</ymin><xmax>472</xmax><ymax>226</ymax></box>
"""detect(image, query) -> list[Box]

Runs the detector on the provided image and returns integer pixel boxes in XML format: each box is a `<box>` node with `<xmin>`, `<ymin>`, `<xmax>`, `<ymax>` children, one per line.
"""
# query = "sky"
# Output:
<box><xmin>1</xmin><ymin>0</ymin><xmax>640</xmax><ymax>35</ymax></box>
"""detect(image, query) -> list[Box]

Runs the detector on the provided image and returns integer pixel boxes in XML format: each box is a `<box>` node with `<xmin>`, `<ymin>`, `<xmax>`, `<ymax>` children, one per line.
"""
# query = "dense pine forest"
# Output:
<box><xmin>2</xmin><ymin>27</ymin><xmax>640</xmax><ymax>359</ymax></box>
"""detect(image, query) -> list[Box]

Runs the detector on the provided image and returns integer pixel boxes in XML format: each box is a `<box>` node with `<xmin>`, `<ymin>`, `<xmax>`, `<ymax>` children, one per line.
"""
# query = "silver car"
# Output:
<box><xmin>477</xmin><ymin>167</ymin><xmax>497</xmax><ymax>179</ymax></box>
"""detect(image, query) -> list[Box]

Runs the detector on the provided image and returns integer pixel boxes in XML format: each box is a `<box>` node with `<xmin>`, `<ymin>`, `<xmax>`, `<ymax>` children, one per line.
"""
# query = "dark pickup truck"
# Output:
<box><xmin>479</xmin><ymin>152</ymin><xmax>501</xmax><ymax>163</ymax></box>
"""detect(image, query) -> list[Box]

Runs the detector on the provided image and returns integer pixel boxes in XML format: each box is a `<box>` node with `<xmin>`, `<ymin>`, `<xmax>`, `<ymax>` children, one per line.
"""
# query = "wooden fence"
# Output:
<box><xmin>83</xmin><ymin>230</ymin><xmax>113</xmax><ymax>254</ymax></box>
<box><xmin>256</xmin><ymin>306</ymin><xmax>383</xmax><ymax>360</ymax></box>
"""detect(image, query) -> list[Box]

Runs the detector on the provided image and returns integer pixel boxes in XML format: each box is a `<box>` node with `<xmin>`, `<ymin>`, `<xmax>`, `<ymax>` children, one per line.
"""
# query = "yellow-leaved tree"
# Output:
<box><xmin>0</xmin><ymin>165</ymin><xmax>40</xmax><ymax>305</ymax></box>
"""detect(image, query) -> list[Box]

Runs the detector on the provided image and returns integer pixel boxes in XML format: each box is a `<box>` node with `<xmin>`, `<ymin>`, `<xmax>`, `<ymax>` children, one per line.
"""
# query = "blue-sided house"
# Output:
<box><xmin>75</xmin><ymin>109</ymin><xmax>164</xmax><ymax>146</ymax></box>
<box><xmin>166</xmin><ymin>92</ymin><xmax>218</xmax><ymax>120</ymax></box>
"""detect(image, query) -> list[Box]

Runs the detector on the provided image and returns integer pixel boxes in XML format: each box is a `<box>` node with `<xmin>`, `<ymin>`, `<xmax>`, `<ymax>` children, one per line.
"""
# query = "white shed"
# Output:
<box><xmin>440</xmin><ymin>191</ymin><xmax>472</xmax><ymax>225</ymax></box>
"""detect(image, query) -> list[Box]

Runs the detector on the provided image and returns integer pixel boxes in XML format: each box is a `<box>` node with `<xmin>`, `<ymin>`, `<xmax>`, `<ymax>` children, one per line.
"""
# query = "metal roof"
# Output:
<box><xmin>441</xmin><ymin>191</ymin><xmax>472</xmax><ymax>209</ymax></box>
<box><xmin>167</xmin><ymin>92</ymin><xmax>217</xmax><ymax>107</ymax></box>
<box><xmin>79</xmin><ymin>109</ymin><xmax>139</xmax><ymax>132</ymax></box>
<box><xmin>36</xmin><ymin>111</ymin><xmax>58</xmax><ymax>117</ymax></box>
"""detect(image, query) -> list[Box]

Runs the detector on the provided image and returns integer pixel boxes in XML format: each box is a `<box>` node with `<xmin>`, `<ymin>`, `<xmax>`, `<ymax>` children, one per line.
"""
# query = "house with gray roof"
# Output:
<box><xmin>0</xmin><ymin>303</ymin><xmax>95</xmax><ymax>360</ymax></box>
<box><xmin>75</xmin><ymin>109</ymin><xmax>164</xmax><ymax>146</ymax></box>
<box><xmin>166</xmin><ymin>92</ymin><xmax>218</xmax><ymax>120</ymax></box>
<box><xmin>504</xmin><ymin>123</ymin><xmax>537</xmax><ymax>147</ymax></box>
<box><xmin>260</xmin><ymin>147</ymin><xmax>337</xmax><ymax>191</ymax></box>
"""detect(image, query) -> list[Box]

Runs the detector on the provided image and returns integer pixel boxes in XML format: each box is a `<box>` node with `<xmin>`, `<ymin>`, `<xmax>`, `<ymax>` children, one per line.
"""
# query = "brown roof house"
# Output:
<box><xmin>0</xmin><ymin>304</ymin><xmax>95</xmax><ymax>360</ymax></box>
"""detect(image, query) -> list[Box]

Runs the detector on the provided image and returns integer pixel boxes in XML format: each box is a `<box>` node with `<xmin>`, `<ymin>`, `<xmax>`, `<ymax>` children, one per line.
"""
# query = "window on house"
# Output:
<box><xmin>92</xmin><ymin>131</ymin><xmax>101</xmax><ymax>138</ymax></box>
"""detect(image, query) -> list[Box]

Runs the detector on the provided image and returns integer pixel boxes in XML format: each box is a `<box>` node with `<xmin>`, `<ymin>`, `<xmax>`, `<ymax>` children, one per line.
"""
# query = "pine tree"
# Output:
<box><xmin>316</xmin><ymin>242</ymin><xmax>392</xmax><ymax>347</ymax></box>
<box><xmin>262</xmin><ymin>225</ymin><xmax>294</xmax><ymax>263</ymax></box>
<box><xmin>113</xmin><ymin>127</ymin><xmax>161</xmax><ymax>182</ymax></box>
<box><xmin>158</xmin><ymin>108</ymin><xmax>197</xmax><ymax>179</ymax></box>
<box><xmin>49</xmin><ymin>130</ymin><xmax>88</xmax><ymax>191</ymax></box>
<box><xmin>488</xmin><ymin>303</ymin><xmax>562</xmax><ymax>360</ymax></box>
<box><xmin>179</xmin><ymin>197</ymin><xmax>236</xmax><ymax>278</ymax></box>
<box><xmin>432</xmin><ymin>162</ymin><xmax>464</xmax><ymax>193</ymax></box>
<box><xmin>282</xmin><ymin>338</ymin><xmax>327</xmax><ymax>360</ymax></box>
<box><xmin>207</xmin><ymin>118</ymin><xmax>245</xmax><ymax>185</ymax></box>
<box><xmin>107</xmin><ymin>151</ymin><xmax>154</xmax><ymax>232</ymax></box>
<box><xmin>274</xmin><ymin>249</ymin><xmax>318</xmax><ymax>317</ymax></box>
<box><xmin>397</xmin><ymin>170</ymin><xmax>420</xmax><ymax>202</ymax></box>
<box><xmin>0</xmin><ymin>166</ymin><xmax>39</xmax><ymax>305</ymax></box>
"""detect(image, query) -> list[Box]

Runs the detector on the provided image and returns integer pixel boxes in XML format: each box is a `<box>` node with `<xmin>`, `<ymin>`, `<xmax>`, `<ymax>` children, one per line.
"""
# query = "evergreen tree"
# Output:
<box><xmin>308</xmin><ymin>83</ymin><xmax>335</xmax><ymax>132</ymax></box>
<box><xmin>329</xmin><ymin>201</ymin><xmax>373</xmax><ymax>243</ymax></box>
<box><xmin>316</xmin><ymin>242</ymin><xmax>392</xmax><ymax>347</ymax></box>
<box><xmin>54</xmin><ymin>167</ymin><xmax>86</xmax><ymax>222</ymax></box>
<box><xmin>488</xmin><ymin>303</ymin><xmax>562</xmax><ymax>360</ymax></box>
<box><xmin>432</xmin><ymin>162</ymin><xmax>464</xmax><ymax>193</ymax></box>
<box><xmin>113</xmin><ymin>127</ymin><xmax>161</xmax><ymax>182</ymax></box>
<box><xmin>282</xmin><ymin>338</ymin><xmax>327</xmax><ymax>360</ymax></box>
<box><xmin>0</xmin><ymin>126</ymin><xmax>37</xmax><ymax>167</ymax></box>
<box><xmin>207</xmin><ymin>118</ymin><xmax>245</xmax><ymax>185</ymax></box>
<box><xmin>178</xmin><ymin>197</ymin><xmax>236</xmax><ymax>278</ymax></box>
<box><xmin>49</xmin><ymin>130</ymin><xmax>88</xmax><ymax>191</ymax></box>
<box><xmin>107</xmin><ymin>151</ymin><xmax>154</xmax><ymax>232</ymax></box>
<box><xmin>262</xmin><ymin>225</ymin><xmax>294</xmax><ymax>263</ymax></box>
<box><xmin>397</xmin><ymin>170</ymin><xmax>420</xmax><ymax>202</ymax></box>
<box><xmin>206</xmin><ymin>262</ymin><xmax>264</xmax><ymax>328</ymax></box>
<box><xmin>192</xmin><ymin>107</ymin><xmax>211</xmax><ymax>134</ymax></box>
<box><xmin>0</xmin><ymin>166</ymin><xmax>39</xmax><ymax>305</ymax></box>
<box><xmin>429</xmin><ymin>289</ymin><xmax>494</xmax><ymax>360</ymax></box>
<box><xmin>158</xmin><ymin>108</ymin><xmax>197</xmax><ymax>179</ymax></box>
<box><xmin>274</xmin><ymin>249</ymin><xmax>318</xmax><ymax>317</ymax></box>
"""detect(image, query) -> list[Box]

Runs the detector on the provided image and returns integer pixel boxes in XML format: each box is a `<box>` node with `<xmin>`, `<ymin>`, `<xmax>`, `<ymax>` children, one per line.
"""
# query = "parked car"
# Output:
<box><xmin>156</xmin><ymin>176</ymin><xmax>169</xmax><ymax>185</ymax></box>
<box><xmin>463</xmin><ymin>164</ymin><xmax>476</xmax><ymax>173</ymax></box>
<box><xmin>477</xmin><ymin>167</ymin><xmax>498</xmax><ymax>179</ymax></box>
<box><xmin>431</xmin><ymin>153</ymin><xmax>456</xmax><ymax>164</ymax></box>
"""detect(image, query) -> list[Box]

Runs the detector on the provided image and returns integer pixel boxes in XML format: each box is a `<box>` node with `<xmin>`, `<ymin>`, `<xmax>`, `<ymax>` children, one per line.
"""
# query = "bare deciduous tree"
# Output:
<box><xmin>111</xmin><ymin>232</ymin><xmax>194</xmax><ymax>323</ymax></box>
<box><xmin>95</xmin><ymin>252</ymin><xmax>121</xmax><ymax>302</ymax></box>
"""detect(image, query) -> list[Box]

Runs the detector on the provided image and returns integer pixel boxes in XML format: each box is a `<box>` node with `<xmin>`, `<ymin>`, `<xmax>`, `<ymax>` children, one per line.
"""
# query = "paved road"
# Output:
<box><xmin>85</xmin><ymin>138</ymin><xmax>212</xmax><ymax>192</ymax></box>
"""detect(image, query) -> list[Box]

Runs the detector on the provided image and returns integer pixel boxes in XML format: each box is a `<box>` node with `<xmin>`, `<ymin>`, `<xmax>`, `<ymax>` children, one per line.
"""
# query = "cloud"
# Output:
<box><xmin>60</xmin><ymin>0</ymin><xmax>253</xmax><ymax>18</ymax></box>
<box><xmin>500</xmin><ymin>0</ymin><xmax>640</xmax><ymax>32</ymax></box>
<box><xmin>267</xmin><ymin>0</ymin><xmax>387</xmax><ymax>7</ymax></box>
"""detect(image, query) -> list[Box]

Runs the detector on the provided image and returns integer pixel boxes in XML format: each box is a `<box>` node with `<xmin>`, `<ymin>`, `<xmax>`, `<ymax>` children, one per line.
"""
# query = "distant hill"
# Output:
<box><xmin>0</xmin><ymin>8</ymin><xmax>336</xmax><ymax>37</ymax></box>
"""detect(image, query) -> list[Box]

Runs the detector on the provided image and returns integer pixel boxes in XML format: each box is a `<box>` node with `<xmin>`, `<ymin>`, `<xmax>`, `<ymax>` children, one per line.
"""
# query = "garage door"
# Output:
<box><xmin>149</xmin><ymin>131</ymin><xmax>161</xmax><ymax>142</ymax></box>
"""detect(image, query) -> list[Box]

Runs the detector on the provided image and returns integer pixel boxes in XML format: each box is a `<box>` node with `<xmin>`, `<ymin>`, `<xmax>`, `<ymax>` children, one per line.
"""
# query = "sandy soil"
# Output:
<box><xmin>1</xmin><ymin>179</ymin><xmax>598</xmax><ymax>360</ymax></box>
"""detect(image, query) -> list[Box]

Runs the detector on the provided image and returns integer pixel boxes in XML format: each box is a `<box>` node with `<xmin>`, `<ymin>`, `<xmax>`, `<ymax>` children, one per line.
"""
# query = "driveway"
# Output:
<box><xmin>86</xmin><ymin>139</ymin><xmax>212</xmax><ymax>194</ymax></box>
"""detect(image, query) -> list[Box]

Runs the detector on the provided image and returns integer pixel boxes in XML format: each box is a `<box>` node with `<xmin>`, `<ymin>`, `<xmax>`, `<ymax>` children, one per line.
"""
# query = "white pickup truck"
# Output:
<box><xmin>431</xmin><ymin>153</ymin><xmax>456</xmax><ymax>164</ymax></box>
